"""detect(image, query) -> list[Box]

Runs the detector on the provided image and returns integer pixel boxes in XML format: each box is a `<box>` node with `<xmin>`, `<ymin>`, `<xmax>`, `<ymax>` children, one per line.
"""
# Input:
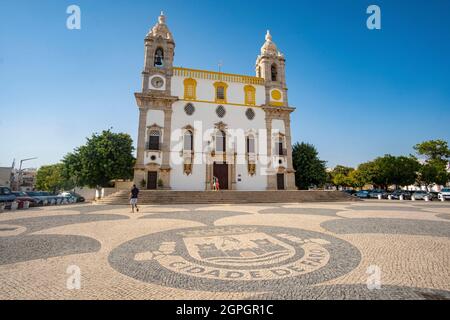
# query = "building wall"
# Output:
<box><xmin>167</xmin><ymin>94</ymin><xmax>268</xmax><ymax>190</ymax></box>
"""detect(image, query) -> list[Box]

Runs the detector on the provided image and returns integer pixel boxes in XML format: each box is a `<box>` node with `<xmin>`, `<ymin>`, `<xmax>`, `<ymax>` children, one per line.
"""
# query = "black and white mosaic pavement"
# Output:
<box><xmin>321</xmin><ymin>218</ymin><xmax>450</xmax><ymax>237</ymax></box>
<box><xmin>1</xmin><ymin>201</ymin><xmax>450</xmax><ymax>299</ymax></box>
<box><xmin>108</xmin><ymin>225</ymin><xmax>361</xmax><ymax>292</ymax></box>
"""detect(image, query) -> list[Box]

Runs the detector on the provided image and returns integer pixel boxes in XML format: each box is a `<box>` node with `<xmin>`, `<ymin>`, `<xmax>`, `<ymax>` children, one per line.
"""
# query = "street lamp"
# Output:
<box><xmin>17</xmin><ymin>157</ymin><xmax>37</xmax><ymax>191</ymax></box>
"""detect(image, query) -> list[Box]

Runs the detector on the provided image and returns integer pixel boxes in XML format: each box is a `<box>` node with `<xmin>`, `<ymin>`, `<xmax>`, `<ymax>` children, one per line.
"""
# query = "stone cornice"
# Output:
<box><xmin>262</xmin><ymin>105</ymin><xmax>295</xmax><ymax>116</ymax></box>
<box><xmin>135</xmin><ymin>92</ymin><xmax>178</xmax><ymax>109</ymax></box>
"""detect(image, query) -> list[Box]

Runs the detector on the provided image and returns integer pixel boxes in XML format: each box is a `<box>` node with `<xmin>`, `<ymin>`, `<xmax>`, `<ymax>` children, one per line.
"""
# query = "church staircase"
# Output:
<box><xmin>96</xmin><ymin>190</ymin><xmax>357</xmax><ymax>205</ymax></box>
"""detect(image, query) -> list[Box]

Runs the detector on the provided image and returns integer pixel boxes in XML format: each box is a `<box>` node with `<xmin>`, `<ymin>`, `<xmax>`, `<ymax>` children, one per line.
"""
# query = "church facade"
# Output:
<box><xmin>133</xmin><ymin>13</ymin><xmax>296</xmax><ymax>191</ymax></box>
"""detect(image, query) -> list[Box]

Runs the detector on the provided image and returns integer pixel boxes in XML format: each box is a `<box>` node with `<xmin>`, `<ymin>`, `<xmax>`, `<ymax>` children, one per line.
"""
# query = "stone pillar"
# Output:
<box><xmin>205</xmin><ymin>162</ymin><xmax>212</xmax><ymax>190</ymax></box>
<box><xmin>283</xmin><ymin>115</ymin><xmax>296</xmax><ymax>190</ymax></box>
<box><xmin>159</xmin><ymin>108</ymin><xmax>172</xmax><ymax>189</ymax></box>
<box><xmin>134</xmin><ymin>107</ymin><xmax>148</xmax><ymax>185</ymax></box>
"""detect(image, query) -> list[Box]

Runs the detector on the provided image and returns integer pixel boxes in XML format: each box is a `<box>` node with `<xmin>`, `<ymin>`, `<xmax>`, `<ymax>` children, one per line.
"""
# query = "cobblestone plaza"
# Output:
<box><xmin>1</xmin><ymin>201</ymin><xmax>449</xmax><ymax>300</ymax></box>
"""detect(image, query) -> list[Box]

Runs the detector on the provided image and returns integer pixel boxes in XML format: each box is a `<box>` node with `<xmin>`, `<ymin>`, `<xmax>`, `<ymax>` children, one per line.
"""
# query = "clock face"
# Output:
<box><xmin>151</xmin><ymin>76</ymin><xmax>164</xmax><ymax>89</ymax></box>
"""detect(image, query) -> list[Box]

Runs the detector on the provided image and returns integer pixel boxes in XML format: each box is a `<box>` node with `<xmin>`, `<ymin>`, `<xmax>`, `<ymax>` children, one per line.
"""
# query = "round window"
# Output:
<box><xmin>184</xmin><ymin>103</ymin><xmax>195</xmax><ymax>116</ymax></box>
<box><xmin>245</xmin><ymin>108</ymin><xmax>255</xmax><ymax>120</ymax></box>
<box><xmin>216</xmin><ymin>105</ymin><xmax>226</xmax><ymax>118</ymax></box>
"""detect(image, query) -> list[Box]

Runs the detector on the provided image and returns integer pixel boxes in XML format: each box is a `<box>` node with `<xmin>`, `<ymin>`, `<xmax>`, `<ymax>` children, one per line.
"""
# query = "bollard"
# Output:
<box><xmin>377</xmin><ymin>194</ymin><xmax>382</xmax><ymax>200</ymax></box>
<box><xmin>388</xmin><ymin>195</ymin><xmax>392</xmax><ymax>200</ymax></box>
<box><xmin>399</xmin><ymin>194</ymin><xmax>404</xmax><ymax>201</ymax></box>
<box><xmin>23</xmin><ymin>201</ymin><xmax>30</xmax><ymax>209</ymax></box>
<box><xmin>43</xmin><ymin>199</ymin><xmax>48</xmax><ymax>206</ymax></box>
<box><xmin>411</xmin><ymin>196</ymin><xmax>416</xmax><ymax>201</ymax></box>
<box><xmin>57</xmin><ymin>198</ymin><xmax>62</xmax><ymax>205</ymax></box>
<box><xmin>442</xmin><ymin>196</ymin><xmax>446</xmax><ymax>202</ymax></box>
<box><xmin>0</xmin><ymin>204</ymin><xmax>5</xmax><ymax>213</ymax></box>
<box><xmin>424</xmin><ymin>195</ymin><xmax>429</xmax><ymax>202</ymax></box>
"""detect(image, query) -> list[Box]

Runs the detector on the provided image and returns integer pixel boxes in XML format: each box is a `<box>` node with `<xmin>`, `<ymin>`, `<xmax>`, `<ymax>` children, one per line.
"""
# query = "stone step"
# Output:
<box><xmin>96</xmin><ymin>190</ymin><xmax>356</xmax><ymax>205</ymax></box>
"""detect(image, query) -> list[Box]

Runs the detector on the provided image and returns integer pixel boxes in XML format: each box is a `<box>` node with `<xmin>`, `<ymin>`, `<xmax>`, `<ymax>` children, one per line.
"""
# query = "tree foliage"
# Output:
<box><xmin>62</xmin><ymin>129</ymin><xmax>135</xmax><ymax>188</ymax></box>
<box><xmin>414</xmin><ymin>139</ymin><xmax>450</xmax><ymax>164</ymax></box>
<box><xmin>292</xmin><ymin>142</ymin><xmax>327</xmax><ymax>190</ymax></box>
<box><xmin>35</xmin><ymin>163</ymin><xmax>73</xmax><ymax>193</ymax></box>
<box><xmin>356</xmin><ymin>155</ymin><xmax>420</xmax><ymax>189</ymax></box>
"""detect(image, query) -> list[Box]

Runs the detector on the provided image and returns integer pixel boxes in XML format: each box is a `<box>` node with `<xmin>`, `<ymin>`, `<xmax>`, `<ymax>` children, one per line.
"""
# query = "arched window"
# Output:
<box><xmin>213</xmin><ymin>82</ymin><xmax>228</xmax><ymax>103</ymax></box>
<box><xmin>184</xmin><ymin>130</ymin><xmax>193</xmax><ymax>151</ymax></box>
<box><xmin>148</xmin><ymin>129</ymin><xmax>160</xmax><ymax>150</ymax></box>
<box><xmin>246</xmin><ymin>135</ymin><xmax>255</xmax><ymax>154</ymax></box>
<box><xmin>244</xmin><ymin>85</ymin><xmax>256</xmax><ymax>105</ymax></box>
<box><xmin>216</xmin><ymin>130</ymin><xmax>226</xmax><ymax>152</ymax></box>
<box><xmin>276</xmin><ymin>136</ymin><xmax>285</xmax><ymax>156</ymax></box>
<box><xmin>183</xmin><ymin>78</ymin><xmax>197</xmax><ymax>100</ymax></box>
<box><xmin>154</xmin><ymin>47</ymin><xmax>164</xmax><ymax>67</ymax></box>
<box><xmin>271</xmin><ymin>64</ymin><xmax>277</xmax><ymax>81</ymax></box>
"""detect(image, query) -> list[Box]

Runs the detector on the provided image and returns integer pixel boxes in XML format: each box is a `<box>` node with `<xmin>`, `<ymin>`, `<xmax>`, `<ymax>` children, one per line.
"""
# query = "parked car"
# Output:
<box><xmin>390</xmin><ymin>190</ymin><xmax>412</xmax><ymax>200</ymax></box>
<box><xmin>0</xmin><ymin>186</ymin><xmax>16</xmax><ymax>208</ymax></box>
<box><xmin>25</xmin><ymin>191</ymin><xmax>52</xmax><ymax>206</ymax></box>
<box><xmin>355</xmin><ymin>190</ymin><xmax>371</xmax><ymax>198</ymax></box>
<box><xmin>428</xmin><ymin>191</ymin><xmax>440</xmax><ymax>200</ymax></box>
<box><xmin>411</xmin><ymin>190</ymin><xmax>434</xmax><ymax>201</ymax></box>
<box><xmin>439</xmin><ymin>188</ymin><xmax>450</xmax><ymax>200</ymax></box>
<box><xmin>369</xmin><ymin>189</ymin><xmax>389</xmax><ymax>199</ymax></box>
<box><xmin>343</xmin><ymin>190</ymin><xmax>357</xmax><ymax>196</ymax></box>
<box><xmin>12</xmin><ymin>191</ymin><xmax>38</xmax><ymax>208</ymax></box>
<box><xmin>59</xmin><ymin>191</ymin><xmax>85</xmax><ymax>203</ymax></box>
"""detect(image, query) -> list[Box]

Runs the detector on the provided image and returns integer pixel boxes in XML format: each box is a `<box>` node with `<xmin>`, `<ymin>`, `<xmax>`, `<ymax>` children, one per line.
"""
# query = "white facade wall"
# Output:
<box><xmin>167</xmin><ymin>75</ymin><xmax>269</xmax><ymax>190</ymax></box>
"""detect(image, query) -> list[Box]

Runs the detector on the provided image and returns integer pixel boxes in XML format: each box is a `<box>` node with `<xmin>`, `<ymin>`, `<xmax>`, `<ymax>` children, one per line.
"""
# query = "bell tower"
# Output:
<box><xmin>134</xmin><ymin>12</ymin><xmax>177</xmax><ymax>190</ymax></box>
<box><xmin>141</xmin><ymin>12</ymin><xmax>175</xmax><ymax>95</ymax></box>
<box><xmin>255</xmin><ymin>31</ymin><xmax>287</xmax><ymax>107</ymax></box>
<box><xmin>256</xmin><ymin>31</ymin><xmax>296</xmax><ymax>190</ymax></box>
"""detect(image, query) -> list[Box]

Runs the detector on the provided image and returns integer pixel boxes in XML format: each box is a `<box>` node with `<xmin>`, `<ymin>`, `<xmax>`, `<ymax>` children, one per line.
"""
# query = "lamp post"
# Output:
<box><xmin>17</xmin><ymin>157</ymin><xmax>37</xmax><ymax>191</ymax></box>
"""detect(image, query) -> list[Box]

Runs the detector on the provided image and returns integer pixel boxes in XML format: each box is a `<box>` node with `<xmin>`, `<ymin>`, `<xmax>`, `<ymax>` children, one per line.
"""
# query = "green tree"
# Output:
<box><xmin>348</xmin><ymin>169</ymin><xmax>366</xmax><ymax>190</ymax></box>
<box><xmin>414</xmin><ymin>139</ymin><xmax>450</xmax><ymax>164</ymax></box>
<box><xmin>62</xmin><ymin>129</ymin><xmax>135</xmax><ymax>189</ymax></box>
<box><xmin>36</xmin><ymin>163</ymin><xmax>73</xmax><ymax>193</ymax></box>
<box><xmin>417</xmin><ymin>161</ymin><xmax>449</xmax><ymax>190</ymax></box>
<box><xmin>371</xmin><ymin>155</ymin><xmax>420</xmax><ymax>189</ymax></box>
<box><xmin>329</xmin><ymin>165</ymin><xmax>355</xmax><ymax>189</ymax></box>
<box><xmin>414</xmin><ymin>139</ymin><xmax>450</xmax><ymax>188</ymax></box>
<box><xmin>331</xmin><ymin>165</ymin><xmax>354</xmax><ymax>177</ymax></box>
<box><xmin>357</xmin><ymin>161</ymin><xmax>379</xmax><ymax>187</ymax></box>
<box><xmin>332</xmin><ymin>173</ymin><xmax>352</xmax><ymax>189</ymax></box>
<box><xmin>292</xmin><ymin>142</ymin><xmax>327</xmax><ymax>190</ymax></box>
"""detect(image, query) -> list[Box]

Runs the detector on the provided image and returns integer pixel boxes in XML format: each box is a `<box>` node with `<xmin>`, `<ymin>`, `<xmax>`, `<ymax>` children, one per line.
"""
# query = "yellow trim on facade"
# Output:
<box><xmin>270</xmin><ymin>101</ymin><xmax>284</xmax><ymax>107</ymax></box>
<box><xmin>213</xmin><ymin>81</ymin><xmax>228</xmax><ymax>104</ymax></box>
<box><xmin>183</xmin><ymin>78</ymin><xmax>197</xmax><ymax>100</ymax></box>
<box><xmin>179</xmin><ymin>98</ymin><xmax>262</xmax><ymax>108</ymax></box>
<box><xmin>244</xmin><ymin>85</ymin><xmax>256</xmax><ymax>106</ymax></box>
<box><xmin>271</xmin><ymin>89</ymin><xmax>282</xmax><ymax>100</ymax></box>
<box><xmin>173</xmin><ymin>67</ymin><xmax>264</xmax><ymax>85</ymax></box>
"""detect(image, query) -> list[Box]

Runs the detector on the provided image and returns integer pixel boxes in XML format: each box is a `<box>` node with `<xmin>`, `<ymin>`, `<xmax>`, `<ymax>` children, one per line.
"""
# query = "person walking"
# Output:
<box><xmin>130</xmin><ymin>184</ymin><xmax>140</xmax><ymax>213</ymax></box>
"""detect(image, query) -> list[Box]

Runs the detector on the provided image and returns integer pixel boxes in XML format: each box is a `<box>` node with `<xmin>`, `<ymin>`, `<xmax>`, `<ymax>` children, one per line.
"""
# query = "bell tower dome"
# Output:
<box><xmin>256</xmin><ymin>30</ymin><xmax>287</xmax><ymax>107</ymax></box>
<box><xmin>141</xmin><ymin>12</ymin><xmax>175</xmax><ymax>95</ymax></box>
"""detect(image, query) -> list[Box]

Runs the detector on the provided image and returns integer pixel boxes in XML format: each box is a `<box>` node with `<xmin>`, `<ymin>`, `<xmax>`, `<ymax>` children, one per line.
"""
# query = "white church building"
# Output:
<box><xmin>133</xmin><ymin>13</ymin><xmax>296</xmax><ymax>191</ymax></box>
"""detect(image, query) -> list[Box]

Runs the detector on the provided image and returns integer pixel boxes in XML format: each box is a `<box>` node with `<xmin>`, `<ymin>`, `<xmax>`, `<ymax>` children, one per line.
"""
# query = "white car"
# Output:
<box><xmin>438</xmin><ymin>188</ymin><xmax>450</xmax><ymax>200</ymax></box>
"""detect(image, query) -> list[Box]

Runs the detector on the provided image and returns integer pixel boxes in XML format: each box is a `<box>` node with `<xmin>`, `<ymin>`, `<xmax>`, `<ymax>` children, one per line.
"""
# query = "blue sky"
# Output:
<box><xmin>1</xmin><ymin>0</ymin><xmax>449</xmax><ymax>169</ymax></box>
